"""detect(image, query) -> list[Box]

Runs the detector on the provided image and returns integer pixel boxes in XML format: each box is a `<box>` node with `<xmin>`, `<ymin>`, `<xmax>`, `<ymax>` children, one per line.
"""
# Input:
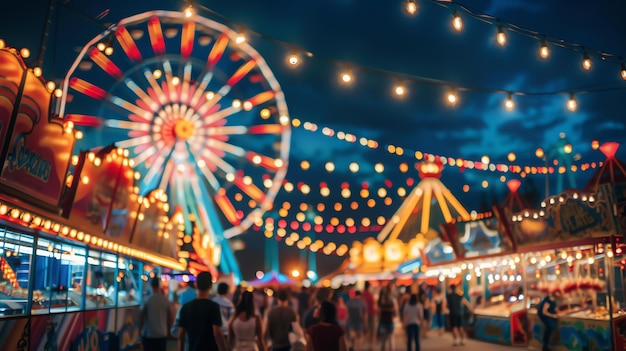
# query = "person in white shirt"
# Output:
<box><xmin>212</xmin><ymin>282</ymin><xmax>235</xmax><ymax>341</ymax></box>
<box><xmin>402</xmin><ymin>294</ymin><xmax>424</xmax><ymax>351</ymax></box>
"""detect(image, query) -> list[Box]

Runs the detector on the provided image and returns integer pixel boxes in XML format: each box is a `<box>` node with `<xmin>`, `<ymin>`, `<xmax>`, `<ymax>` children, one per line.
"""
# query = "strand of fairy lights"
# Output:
<box><xmin>405</xmin><ymin>0</ymin><xmax>626</xmax><ymax>74</ymax></box>
<box><xmin>292</xmin><ymin>118</ymin><xmax>605</xmax><ymax>175</ymax></box>
<box><xmin>182</xmin><ymin>3</ymin><xmax>626</xmax><ymax>113</ymax></box>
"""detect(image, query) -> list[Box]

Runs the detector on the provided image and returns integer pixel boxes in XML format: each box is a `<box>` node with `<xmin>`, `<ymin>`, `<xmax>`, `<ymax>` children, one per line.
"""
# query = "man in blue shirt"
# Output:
<box><xmin>538</xmin><ymin>291</ymin><xmax>560</xmax><ymax>351</ymax></box>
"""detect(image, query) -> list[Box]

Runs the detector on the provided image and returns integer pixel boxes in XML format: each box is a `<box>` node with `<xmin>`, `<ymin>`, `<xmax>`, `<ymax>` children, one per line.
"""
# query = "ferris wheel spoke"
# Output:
<box><xmin>114</xmin><ymin>26</ymin><xmax>142</xmax><ymax>62</ymax></box>
<box><xmin>143</xmin><ymin>69</ymin><xmax>168</xmax><ymax>105</ymax></box>
<box><xmin>88</xmin><ymin>47</ymin><xmax>123</xmax><ymax>79</ymax></box>
<box><xmin>181</xmin><ymin>20</ymin><xmax>195</xmax><ymax>59</ymax></box>
<box><xmin>244</xmin><ymin>90</ymin><xmax>276</xmax><ymax>108</ymax></box>
<box><xmin>104</xmin><ymin>119</ymin><xmax>151</xmax><ymax>131</ymax></box>
<box><xmin>162</xmin><ymin>60</ymin><xmax>180</xmax><ymax>102</ymax></box>
<box><xmin>207</xmin><ymin>33</ymin><xmax>229</xmax><ymax>70</ymax></box>
<box><xmin>197</xmin><ymin>162</ymin><xmax>221</xmax><ymax>191</ymax></box>
<box><xmin>226</xmin><ymin>59</ymin><xmax>257</xmax><ymax>89</ymax></box>
<box><xmin>148</xmin><ymin>16</ymin><xmax>166</xmax><ymax>56</ymax></box>
<box><xmin>201</xmin><ymin>150</ymin><xmax>236</xmax><ymax>175</ymax></box>
<box><xmin>205</xmin><ymin>138</ymin><xmax>245</xmax><ymax>157</ymax></box>
<box><xmin>111</xmin><ymin>95</ymin><xmax>152</xmax><ymax>117</ymax></box>
<box><xmin>248</xmin><ymin>124</ymin><xmax>286</xmax><ymax>134</ymax></box>
<box><xmin>181</xmin><ymin>62</ymin><xmax>193</xmax><ymax>103</ymax></box>
<box><xmin>69</xmin><ymin>78</ymin><xmax>106</xmax><ymax>100</ymax></box>
<box><xmin>115</xmin><ymin>135</ymin><xmax>153</xmax><ymax>150</ymax></box>
<box><xmin>131</xmin><ymin>145</ymin><xmax>158</xmax><ymax>168</ymax></box>
<box><xmin>202</xmin><ymin>106</ymin><xmax>241</xmax><ymax>126</ymax></box>
<box><xmin>246</xmin><ymin>151</ymin><xmax>282</xmax><ymax>172</ymax></box>
<box><xmin>125</xmin><ymin>78</ymin><xmax>159</xmax><ymax>113</ymax></box>
<box><xmin>202</xmin><ymin>125</ymin><xmax>248</xmax><ymax>136</ymax></box>
<box><xmin>65</xmin><ymin>114</ymin><xmax>104</xmax><ymax>127</ymax></box>
<box><xmin>215</xmin><ymin>187</ymin><xmax>240</xmax><ymax>225</ymax></box>
<box><xmin>189</xmin><ymin>71</ymin><xmax>214</xmax><ymax>108</ymax></box>
<box><xmin>233</xmin><ymin>174</ymin><xmax>266</xmax><ymax>203</ymax></box>
<box><xmin>144</xmin><ymin>153</ymin><xmax>169</xmax><ymax>185</ymax></box>
<box><xmin>158</xmin><ymin>157</ymin><xmax>176</xmax><ymax>191</ymax></box>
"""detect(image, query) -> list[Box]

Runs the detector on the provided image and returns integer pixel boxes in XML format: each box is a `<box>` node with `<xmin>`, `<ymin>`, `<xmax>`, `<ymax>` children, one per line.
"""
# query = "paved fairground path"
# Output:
<box><xmin>164</xmin><ymin>329</ymin><xmax>524</xmax><ymax>351</ymax></box>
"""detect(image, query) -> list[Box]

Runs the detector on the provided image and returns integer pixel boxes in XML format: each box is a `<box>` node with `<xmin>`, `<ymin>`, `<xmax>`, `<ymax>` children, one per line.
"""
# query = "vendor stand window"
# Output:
<box><xmin>86</xmin><ymin>250</ymin><xmax>117</xmax><ymax>309</ymax></box>
<box><xmin>32</xmin><ymin>237</ymin><xmax>86</xmax><ymax>314</ymax></box>
<box><xmin>117</xmin><ymin>256</ymin><xmax>142</xmax><ymax>306</ymax></box>
<box><xmin>0</xmin><ymin>227</ymin><xmax>32</xmax><ymax>316</ymax></box>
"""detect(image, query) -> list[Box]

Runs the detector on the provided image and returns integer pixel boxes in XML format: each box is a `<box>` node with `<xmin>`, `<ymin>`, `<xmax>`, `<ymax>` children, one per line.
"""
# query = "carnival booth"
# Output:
<box><xmin>0</xmin><ymin>45</ymin><xmax>190</xmax><ymax>351</ymax></box>
<box><xmin>504</xmin><ymin>142</ymin><xmax>626</xmax><ymax>351</ymax></box>
<box><xmin>442</xmin><ymin>208</ymin><xmax>527</xmax><ymax>346</ymax></box>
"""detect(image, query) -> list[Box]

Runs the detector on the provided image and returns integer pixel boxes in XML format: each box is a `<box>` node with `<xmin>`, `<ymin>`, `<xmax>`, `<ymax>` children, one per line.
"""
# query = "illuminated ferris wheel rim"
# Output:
<box><xmin>59</xmin><ymin>10</ymin><xmax>290</xmax><ymax>126</ymax></box>
<box><xmin>58</xmin><ymin>10</ymin><xmax>291</xmax><ymax>240</ymax></box>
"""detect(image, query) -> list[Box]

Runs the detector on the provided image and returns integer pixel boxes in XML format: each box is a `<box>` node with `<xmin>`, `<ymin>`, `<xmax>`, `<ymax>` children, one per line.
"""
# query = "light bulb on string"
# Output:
<box><xmin>504</xmin><ymin>92</ymin><xmax>514</xmax><ymax>111</ymax></box>
<box><xmin>447</xmin><ymin>87</ymin><xmax>458</xmax><ymax>105</ymax></box>
<box><xmin>287</xmin><ymin>52</ymin><xmax>301</xmax><ymax>67</ymax></box>
<box><xmin>183</xmin><ymin>4</ymin><xmax>195</xmax><ymax>18</ymax></box>
<box><xmin>452</xmin><ymin>11</ymin><xmax>463</xmax><ymax>32</ymax></box>
<box><xmin>394</xmin><ymin>83</ymin><xmax>406</xmax><ymax>97</ymax></box>
<box><xmin>567</xmin><ymin>93</ymin><xmax>577</xmax><ymax>111</ymax></box>
<box><xmin>340</xmin><ymin>70</ymin><xmax>353</xmax><ymax>85</ymax></box>
<box><xmin>539</xmin><ymin>39</ymin><xmax>549</xmax><ymax>59</ymax></box>
<box><xmin>582</xmin><ymin>52</ymin><xmax>592</xmax><ymax>70</ymax></box>
<box><xmin>406</xmin><ymin>0</ymin><xmax>417</xmax><ymax>15</ymax></box>
<box><xmin>621</xmin><ymin>63</ymin><xmax>626</xmax><ymax>80</ymax></box>
<box><xmin>235</xmin><ymin>32</ymin><xmax>246</xmax><ymax>44</ymax></box>
<box><xmin>496</xmin><ymin>26</ymin><xmax>506</xmax><ymax>46</ymax></box>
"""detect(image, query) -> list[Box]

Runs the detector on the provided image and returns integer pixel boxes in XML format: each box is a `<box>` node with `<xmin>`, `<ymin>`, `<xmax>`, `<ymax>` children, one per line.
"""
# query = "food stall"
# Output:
<box><xmin>443</xmin><ymin>211</ymin><xmax>528</xmax><ymax>346</ymax></box>
<box><xmin>504</xmin><ymin>163</ymin><xmax>626</xmax><ymax>351</ymax></box>
<box><xmin>0</xmin><ymin>45</ymin><xmax>190</xmax><ymax>351</ymax></box>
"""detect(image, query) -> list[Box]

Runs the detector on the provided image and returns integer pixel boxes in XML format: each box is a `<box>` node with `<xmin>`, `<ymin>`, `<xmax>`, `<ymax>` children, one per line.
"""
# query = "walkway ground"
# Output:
<box><xmin>165</xmin><ymin>330</ymin><xmax>525</xmax><ymax>351</ymax></box>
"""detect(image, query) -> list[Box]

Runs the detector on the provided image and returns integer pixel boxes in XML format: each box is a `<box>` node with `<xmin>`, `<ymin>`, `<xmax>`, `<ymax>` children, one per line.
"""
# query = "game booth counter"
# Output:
<box><xmin>504</xmin><ymin>142</ymin><xmax>626</xmax><ymax>351</ymax></box>
<box><xmin>441</xmin><ymin>208</ymin><xmax>528</xmax><ymax>347</ymax></box>
<box><xmin>0</xmin><ymin>44</ymin><xmax>193</xmax><ymax>351</ymax></box>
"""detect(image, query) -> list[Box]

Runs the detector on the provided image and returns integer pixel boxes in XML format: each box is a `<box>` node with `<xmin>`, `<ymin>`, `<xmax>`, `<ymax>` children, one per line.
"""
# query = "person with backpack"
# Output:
<box><xmin>212</xmin><ymin>282</ymin><xmax>235</xmax><ymax>343</ymax></box>
<box><xmin>538</xmin><ymin>290</ymin><xmax>561</xmax><ymax>351</ymax></box>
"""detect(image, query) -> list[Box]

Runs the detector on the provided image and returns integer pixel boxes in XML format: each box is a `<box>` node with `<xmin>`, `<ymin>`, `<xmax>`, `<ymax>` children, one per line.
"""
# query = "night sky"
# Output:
<box><xmin>1</xmin><ymin>0</ymin><xmax>625</xmax><ymax>280</ymax></box>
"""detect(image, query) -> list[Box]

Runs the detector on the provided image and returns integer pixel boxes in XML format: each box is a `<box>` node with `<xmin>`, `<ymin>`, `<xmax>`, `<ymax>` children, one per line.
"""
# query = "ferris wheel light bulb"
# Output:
<box><xmin>394</xmin><ymin>85</ymin><xmax>406</xmax><ymax>96</ymax></box>
<box><xmin>235</xmin><ymin>34</ymin><xmax>246</xmax><ymax>44</ymax></box>
<box><xmin>621</xmin><ymin>63</ymin><xmax>626</xmax><ymax>80</ymax></box>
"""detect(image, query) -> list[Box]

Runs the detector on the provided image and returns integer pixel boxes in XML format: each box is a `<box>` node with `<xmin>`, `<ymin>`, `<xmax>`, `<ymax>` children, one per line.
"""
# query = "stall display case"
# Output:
<box><xmin>473</xmin><ymin>300</ymin><xmax>528</xmax><ymax>346</ymax></box>
<box><xmin>524</xmin><ymin>249</ymin><xmax>626</xmax><ymax>351</ymax></box>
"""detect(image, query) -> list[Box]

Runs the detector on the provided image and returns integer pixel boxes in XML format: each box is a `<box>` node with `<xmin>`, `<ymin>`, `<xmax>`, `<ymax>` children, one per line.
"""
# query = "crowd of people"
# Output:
<box><xmin>139</xmin><ymin>273</ymin><xmax>477</xmax><ymax>351</ymax></box>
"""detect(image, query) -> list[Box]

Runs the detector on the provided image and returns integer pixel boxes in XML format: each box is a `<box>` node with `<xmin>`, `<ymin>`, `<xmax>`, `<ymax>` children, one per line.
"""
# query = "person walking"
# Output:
<box><xmin>177</xmin><ymin>271</ymin><xmax>227</xmax><ymax>351</ymax></box>
<box><xmin>140</xmin><ymin>277</ymin><xmax>173</xmax><ymax>351</ymax></box>
<box><xmin>446</xmin><ymin>284</ymin><xmax>473</xmax><ymax>346</ymax></box>
<box><xmin>265</xmin><ymin>289</ymin><xmax>297</xmax><ymax>351</ymax></box>
<box><xmin>377</xmin><ymin>286</ymin><xmax>397</xmax><ymax>351</ymax></box>
<box><xmin>345</xmin><ymin>290</ymin><xmax>367</xmax><ymax>351</ymax></box>
<box><xmin>229</xmin><ymin>290</ymin><xmax>266</xmax><ymax>351</ymax></box>
<box><xmin>361</xmin><ymin>282</ymin><xmax>376</xmax><ymax>346</ymax></box>
<box><xmin>430</xmin><ymin>287</ymin><xmax>447</xmax><ymax>337</ymax></box>
<box><xmin>538</xmin><ymin>290</ymin><xmax>560</xmax><ymax>351</ymax></box>
<box><xmin>302</xmin><ymin>287</ymin><xmax>333</xmax><ymax>329</ymax></box>
<box><xmin>212</xmin><ymin>282</ymin><xmax>235</xmax><ymax>342</ymax></box>
<box><xmin>402</xmin><ymin>294</ymin><xmax>423</xmax><ymax>351</ymax></box>
<box><xmin>305</xmin><ymin>301</ymin><xmax>348</xmax><ymax>351</ymax></box>
<box><xmin>178</xmin><ymin>280</ymin><xmax>197</xmax><ymax>306</ymax></box>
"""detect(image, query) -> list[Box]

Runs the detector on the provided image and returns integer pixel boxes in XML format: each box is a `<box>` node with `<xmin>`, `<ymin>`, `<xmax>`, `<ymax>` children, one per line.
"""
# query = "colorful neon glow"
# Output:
<box><xmin>59</xmin><ymin>11</ymin><xmax>291</xmax><ymax>280</ymax></box>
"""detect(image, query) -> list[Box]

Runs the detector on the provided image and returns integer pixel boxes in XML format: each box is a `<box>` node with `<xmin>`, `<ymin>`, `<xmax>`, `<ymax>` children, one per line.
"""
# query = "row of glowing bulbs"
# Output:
<box><xmin>296</xmin><ymin>118</ymin><xmax>606</xmax><ymax>175</ymax></box>
<box><xmin>403</xmin><ymin>1</ymin><xmax>626</xmax><ymax>81</ymax></box>
<box><xmin>0</xmin><ymin>202</ymin><xmax>179</xmax><ymax>266</ymax></box>
<box><xmin>263</xmin><ymin>228</ymin><xmax>351</xmax><ymax>257</ymax></box>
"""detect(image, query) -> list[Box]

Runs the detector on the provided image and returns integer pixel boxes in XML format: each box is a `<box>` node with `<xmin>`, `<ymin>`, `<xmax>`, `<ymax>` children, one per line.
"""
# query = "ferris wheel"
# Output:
<box><xmin>58</xmin><ymin>11</ymin><xmax>291</xmax><ymax>276</ymax></box>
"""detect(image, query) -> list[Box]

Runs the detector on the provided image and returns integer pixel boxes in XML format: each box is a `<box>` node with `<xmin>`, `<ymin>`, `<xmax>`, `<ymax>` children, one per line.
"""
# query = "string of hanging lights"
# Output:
<box><xmin>405</xmin><ymin>0</ymin><xmax>626</xmax><ymax>77</ymax></box>
<box><xmin>292</xmin><ymin>118</ymin><xmax>605</xmax><ymax>177</ymax></box>
<box><xmin>180</xmin><ymin>2</ymin><xmax>626</xmax><ymax>113</ymax></box>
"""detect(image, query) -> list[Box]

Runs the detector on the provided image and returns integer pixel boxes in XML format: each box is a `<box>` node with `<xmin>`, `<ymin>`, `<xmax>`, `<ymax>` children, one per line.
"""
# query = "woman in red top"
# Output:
<box><xmin>305</xmin><ymin>301</ymin><xmax>348</xmax><ymax>351</ymax></box>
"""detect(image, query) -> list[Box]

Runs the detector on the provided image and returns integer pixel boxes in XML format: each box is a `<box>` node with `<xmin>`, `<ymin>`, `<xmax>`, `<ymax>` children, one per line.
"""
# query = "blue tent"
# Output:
<box><xmin>247</xmin><ymin>271</ymin><xmax>296</xmax><ymax>288</ymax></box>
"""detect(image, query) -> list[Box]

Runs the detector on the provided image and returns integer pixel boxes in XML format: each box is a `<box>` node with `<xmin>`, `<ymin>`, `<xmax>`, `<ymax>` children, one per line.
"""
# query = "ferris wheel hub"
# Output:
<box><xmin>174</xmin><ymin>119</ymin><xmax>195</xmax><ymax>140</ymax></box>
